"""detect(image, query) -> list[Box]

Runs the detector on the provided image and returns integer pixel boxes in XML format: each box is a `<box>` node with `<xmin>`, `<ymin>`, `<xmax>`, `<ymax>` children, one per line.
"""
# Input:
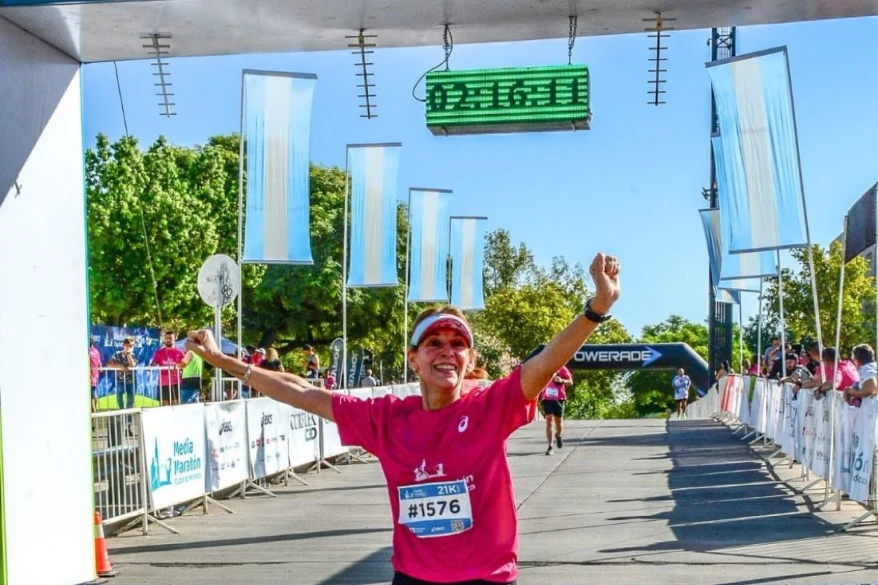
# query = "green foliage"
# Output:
<box><xmin>472</xmin><ymin>231</ymin><xmax>632</xmax><ymax>418</ymax></box>
<box><xmin>760</xmin><ymin>244</ymin><xmax>875</xmax><ymax>353</ymax></box>
<box><xmin>626</xmin><ymin>316</ymin><xmax>707</xmax><ymax>417</ymax></box>
<box><xmin>86</xmin><ymin>134</ymin><xmax>251</xmax><ymax>331</ymax></box>
<box><xmin>86</xmin><ymin>134</ymin><xmax>411</xmax><ymax>378</ymax></box>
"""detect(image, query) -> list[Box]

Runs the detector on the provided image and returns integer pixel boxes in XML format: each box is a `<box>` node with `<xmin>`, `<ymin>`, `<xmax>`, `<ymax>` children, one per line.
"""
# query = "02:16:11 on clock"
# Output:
<box><xmin>427</xmin><ymin>77</ymin><xmax>586</xmax><ymax>112</ymax></box>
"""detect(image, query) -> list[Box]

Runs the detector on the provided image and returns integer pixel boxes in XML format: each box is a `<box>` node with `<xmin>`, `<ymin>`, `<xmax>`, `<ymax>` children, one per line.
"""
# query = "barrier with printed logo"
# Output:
<box><xmin>204</xmin><ymin>401</ymin><xmax>249</xmax><ymax>492</ymax></box>
<box><xmin>285</xmin><ymin>404</ymin><xmax>321</xmax><ymax>467</ymax></box>
<box><xmin>140</xmin><ymin>403</ymin><xmax>207</xmax><ymax>509</ymax></box>
<box><xmin>704</xmin><ymin>375</ymin><xmax>878</xmax><ymax>508</ymax></box>
<box><xmin>246</xmin><ymin>398</ymin><xmax>290</xmax><ymax>479</ymax></box>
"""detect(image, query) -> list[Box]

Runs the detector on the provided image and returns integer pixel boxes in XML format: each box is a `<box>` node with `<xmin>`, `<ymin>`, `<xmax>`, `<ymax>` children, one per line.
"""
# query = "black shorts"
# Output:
<box><xmin>181</xmin><ymin>377</ymin><xmax>201</xmax><ymax>390</ymax></box>
<box><xmin>393</xmin><ymin>572</ymin><xmax>516</xmax><ymax>585</ymax></box>
<box><xmin>542</xmin><ymin>400</ymin><xmax>565</xmax><ymax>417</ymax></box>
<box><xmin>159</xmin><ymin>385</ymin><xmax>177</xmax><ymax>403</ymax></box>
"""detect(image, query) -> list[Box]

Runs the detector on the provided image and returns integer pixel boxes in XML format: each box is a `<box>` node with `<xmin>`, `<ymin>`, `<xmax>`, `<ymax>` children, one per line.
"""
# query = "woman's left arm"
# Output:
<box><xmin>520</xmin><ymin>253</ymin><xmax>621</xmax><ymax>401</ymax></box>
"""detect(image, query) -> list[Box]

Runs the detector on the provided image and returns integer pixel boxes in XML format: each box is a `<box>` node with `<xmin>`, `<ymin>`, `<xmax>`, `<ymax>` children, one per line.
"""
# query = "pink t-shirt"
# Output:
<box><xmin>89</xmin><ymin>346</ymin><xmax>102</xmax><ymax>386</ymax></box>
<box><xmin>331</xmin><ymin>367</ymin><xmax>536</xmax><ymax>584</ymax></box>
<box><xmin>820</xmin><ymin>361</ymin><xmax>860</xmax><ymax>390</ymax></box>
<box><xmin>540</xmin><ymin>366</ymin><xmax>571</xmax><ymax>402</ymax></box>
<box><xmin>152</xmin><ymin>346</ymin><xmax>185</xmax><ymax>386</ymax></box>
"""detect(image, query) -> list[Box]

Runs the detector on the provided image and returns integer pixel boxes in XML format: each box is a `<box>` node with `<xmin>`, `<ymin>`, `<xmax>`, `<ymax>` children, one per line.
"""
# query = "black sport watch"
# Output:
<box><xmin>583</xmin><ymin>299</ymin><xmax>612</xmax><ymax>324</ymax></box>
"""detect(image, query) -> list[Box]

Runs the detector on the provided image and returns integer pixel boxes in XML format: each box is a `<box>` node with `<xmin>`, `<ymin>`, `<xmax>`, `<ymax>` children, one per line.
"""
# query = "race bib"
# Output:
<box><xmin>398</xmin><ymin>479</ymin><xmax>472</xmax><ymax>538</ymax></box>
<box><xmin>545</xmin><ymin>387</ymin><xmax>560</xmax><ymax>399</ymax></box>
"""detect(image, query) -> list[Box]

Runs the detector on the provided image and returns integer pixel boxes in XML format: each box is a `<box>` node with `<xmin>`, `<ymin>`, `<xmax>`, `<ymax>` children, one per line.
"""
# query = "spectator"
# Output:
<box><xmin>801</xmin><ymin>347</ymin><xmax>859</xmax><ymax>395</ymax></box>
<box><xmin>89</xmin><ymin>338</ymin><xmax>102</xmax><ymax>412</ymax></box>
<box><xmin>360</xmin><ymin>369</ymin><xmax>378</xmax><ymax>387</ymax></box>
<box><xmin>108</xmin><ymin>337</ymin><xmax>136</xmax><ymax>411</ymax></box>
<box><xmin>764</xmin><ymin>337</ymin><xmax>782</xmax><ymax>372</ymax></box>
<box><xmin>803</xmin><ymin>343</ymin><xmax>821</xmax><ymax>375</ymax></box>
<box><xmin>842</xmin><ymin>344</ymin><xmax>877</xmax><ymax>407</ymax></box>
<box><xmin>260</xmin><ymin>348</ymin><xmax>285</xmax><ymax>373</ymax></box>
<box><xmin>773</xmin><ymin>352</ymin><xmax>809</xmax><ymax>383</ymax></box>
<box><xmin>245</xmin><ymin>348</ymin><xmax>266</xmax><ymax>397</ymax></box>
<box><xmin>152</xmin><ymin>331</ymin><xmax>185</xmax><ymax>406</ymax></box>
<box><xmin>180</xmin><ymin>349</ymin><xmax>203</xmax><ymax>403</ymax></box>
<box><xmin>302</xmin><ymin>345</ymin><xmax>320</xmax><ymax>379</ymax></box>
<box><xmin>748</xmin><ymin>355</ymin><xmax>760</xmax><ymax>376</ymax></box>
<box><xmin>324</xmin><ymin>369</ymin><xmax>336</xmax><ymax>391</ymax></box>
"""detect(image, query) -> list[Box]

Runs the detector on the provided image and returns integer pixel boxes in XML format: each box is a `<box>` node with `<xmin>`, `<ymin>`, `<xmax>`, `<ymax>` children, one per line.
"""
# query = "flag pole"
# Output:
<box><xmin>739</xmin><ymin>302</ymin><xmax>744</xmax><ymax>375</ymax></box>
<box><xmin>777</xmin><ymin>250</ymin><xmax>786</xmax><ymax>379</ymax></box>
<box><xmin>757</xmin><ymin>278</ymin><xmax>764</xmax><ymax>377</ymax></box>
<box><xmin>342</xmin><ymin>146</ymin><xmax>350</xmax><ymax>391</ymax></box>
<box><xmin>783</xmin><ymin>47</ymin><xmax>824</xmax><ymax>366</ymax></box>
<box><xmin>236</xmin><ymin>72</ymin><xmax>246</xmax><ymax>399</ymax></box>
<box><xmin>403</xmin><ymin>188</ymin><xmax>412</xmax><ymax>383</ymax></box>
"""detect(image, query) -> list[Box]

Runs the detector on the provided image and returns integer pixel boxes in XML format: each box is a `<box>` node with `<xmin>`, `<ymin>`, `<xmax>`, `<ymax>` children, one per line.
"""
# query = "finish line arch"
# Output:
<box><xmin>531</xmin><ymin>343</ymin><xmax>710</xmax><ymax>392</ymax></box>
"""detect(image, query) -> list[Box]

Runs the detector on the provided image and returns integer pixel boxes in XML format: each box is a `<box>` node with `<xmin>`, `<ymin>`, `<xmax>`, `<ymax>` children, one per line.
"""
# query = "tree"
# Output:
<box><xmin>761</xmin><ymin>243</ymin><xmax>875</xmax><ymax>353</ymax></box>
<box><xmin>482</xmin><ymin>229</ymin><xmax>535</xmax><ymax>295</ymax></box>
<box><xmin>473</xmin><ymin>234</ymin><xmax>632</xmax><ymax>418</ymax></box>
<box><xmin>86</xmin><ymin>134</ymin><xmax>413</xmax><ymax>376</ymax></box>
<box><xmin>627</xmin><ymin>315</ymin><xmax>746</xmax><ymax>416</ymax></box>
<box><xmin>86</xmin><ymin>134</ymin><xmax>250</xmax><ymax>331</ymax></box>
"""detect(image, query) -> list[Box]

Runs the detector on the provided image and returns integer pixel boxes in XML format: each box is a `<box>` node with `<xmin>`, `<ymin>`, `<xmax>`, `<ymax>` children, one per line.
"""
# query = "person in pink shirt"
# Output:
<box><xmin>183</xmin><ymin>253</ymin><xmax>621</xmax><ymax>585</ymax></box>
<box><xmin>89</xmin><ymin>338</ymin><xmax>103</xmax><ymax>412</ymax></box>
<box><xmin>540</xmin><ymin>366</ymin><xmax>572</xmax><ymax>455</ymax></box>
<box><xmin>152</xmin><ymin>331</ymin><xmax>186</xmax><ymax>406</ymax></box>
<box><xmin>800</xmin><ymin>347</ymin><xmax>859</xmax><ymax>394</ymax></box>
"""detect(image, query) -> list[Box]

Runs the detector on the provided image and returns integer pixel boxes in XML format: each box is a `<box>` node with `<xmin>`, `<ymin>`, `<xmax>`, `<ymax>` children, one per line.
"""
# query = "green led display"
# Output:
<box><xmin>425</xmin><ymin>65</ymin><xmax>590</xmax><ymax>136</ymax></box>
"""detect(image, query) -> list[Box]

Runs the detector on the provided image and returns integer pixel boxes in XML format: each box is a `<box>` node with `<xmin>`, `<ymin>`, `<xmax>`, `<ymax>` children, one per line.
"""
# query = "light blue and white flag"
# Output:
<box><xmin>241</xmin><ymin>70</ymin><xmax>316</xmax><ymax>264</ymax></box>
<box><xmin>706</xmin><ymin>47</ymin><xmax>808</xmax><ymax>254</ymax></box>
<box><xmin>712</xmin><ymin>136</ymin><xmax>779</xmax><ymax>281</ymax></box>
<box><xmin>449</xmin><ymin>217</ymin><xmax>487</xmax><ymax>310</ymax></box>
<box><xmin>346</xmin><ymin>143</ymin><xmax>402</xmax><ymax>287</ymax></box>
<box><xmin>699</xmin><ymin>209</ymin><xmax>753</xmax><ymax>305</ymax></box>
<box><xmin>407</xmin><ymin>188</ymin><xmax>451</xmax><ymax>303</ymax></box>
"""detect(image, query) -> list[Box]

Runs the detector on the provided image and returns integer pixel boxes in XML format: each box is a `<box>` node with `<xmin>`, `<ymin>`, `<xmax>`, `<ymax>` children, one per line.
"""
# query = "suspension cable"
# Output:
<box><xmin>112</xmin><ymin>61</ymin><xmax>164</xmax><ymax>328</ymax></box>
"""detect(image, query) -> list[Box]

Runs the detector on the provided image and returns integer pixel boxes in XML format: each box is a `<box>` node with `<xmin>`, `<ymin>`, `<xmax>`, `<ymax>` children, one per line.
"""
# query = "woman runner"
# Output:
<box><xmin>184</xmin><ymin>253</ymin><xmax>621</xmax><ymax>585</ymax></box>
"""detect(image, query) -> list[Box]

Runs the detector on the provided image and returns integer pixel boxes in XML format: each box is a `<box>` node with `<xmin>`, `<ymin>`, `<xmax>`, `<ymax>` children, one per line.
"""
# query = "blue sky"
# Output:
<box><xmin>82</xmin><ymin>16</ymin><xmax>878</xmax><ymax>337</ymax></box>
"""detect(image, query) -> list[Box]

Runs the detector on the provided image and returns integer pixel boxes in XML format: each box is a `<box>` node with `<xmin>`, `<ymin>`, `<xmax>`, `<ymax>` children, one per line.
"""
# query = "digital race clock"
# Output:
<box><xmin>425</xmin><ymin>65</ymin><xmax>591</xmax><ymax>136</ymax></box>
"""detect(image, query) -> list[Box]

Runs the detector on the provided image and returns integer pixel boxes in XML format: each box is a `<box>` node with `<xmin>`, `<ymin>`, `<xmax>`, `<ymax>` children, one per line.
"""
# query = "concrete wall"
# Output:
<box><xmin>0</xmin><ymin>16</ymin><xmax>94</xmax><ymax>585</ymax></box>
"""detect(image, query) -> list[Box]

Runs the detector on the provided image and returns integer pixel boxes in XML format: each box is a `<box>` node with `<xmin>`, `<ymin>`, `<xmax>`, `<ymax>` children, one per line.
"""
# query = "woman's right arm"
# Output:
<box><xmin>187</xmin><ymin>331</ymin><xmax>334</xmax><ymax>420</ymax></box>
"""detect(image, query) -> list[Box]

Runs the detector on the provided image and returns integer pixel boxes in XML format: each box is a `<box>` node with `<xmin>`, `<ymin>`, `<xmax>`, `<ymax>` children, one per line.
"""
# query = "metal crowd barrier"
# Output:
<box><xmin>92</xmin><ymin>409</ymin><xmax>148</xmax><ymax>532</ymax></box>
<box><xmin>95</xmin><ymin>366</ymin><xmax>183</xmax><ymax>409</ymax></box>
<box><xmin>91</xmin><ymin>381</ymin><xmax>425</xmax><ymax>536</ymax></box>
<box><xmin>696</xmin><ymin>375</ymin><xmax>878</xmax><ymax>531</ymax></box>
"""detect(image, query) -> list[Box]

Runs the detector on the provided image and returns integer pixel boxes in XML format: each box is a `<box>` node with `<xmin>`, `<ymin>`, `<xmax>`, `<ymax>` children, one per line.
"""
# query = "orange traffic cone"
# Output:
<box><xmin>94</xmin><ymin>511</ymin><xmax>117</xmax><ymax>578</ymax></box>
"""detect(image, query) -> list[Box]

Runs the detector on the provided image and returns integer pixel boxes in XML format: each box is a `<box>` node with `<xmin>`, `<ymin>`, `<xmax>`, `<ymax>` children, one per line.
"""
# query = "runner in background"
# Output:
<box><xmin>540</xmin><ymin>366</ymin><xmax>572</xmax><ymax>455</ymax></box>
<box><xmin>185</xmin><ymin>253</ymin><xmax>621</xmax><ymax>585</ymax></box>
<box><xmin>671</xmin><ymin>368</ymin><xmax>691</xmax><ymax>419</ymax></box>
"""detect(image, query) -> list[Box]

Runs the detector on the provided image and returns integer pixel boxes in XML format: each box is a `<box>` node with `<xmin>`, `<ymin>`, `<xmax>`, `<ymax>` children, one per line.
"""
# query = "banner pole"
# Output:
<box><xmin>342</xmin><ymin>147</ymin><xmax>350</xmax><ymax>390</ymax></box>
<box><xmin>778</xmin><ymin>250</ymin><xmax>787</xmax><ymax>379</ymax></box>
<box><xmin>836</xmin><ymin>215</ymin><xmax>848</xmax><ymax>391</ymax></box>
<box><xmin>784</xmin><ymin>47</ymin><xmax>824</xmax><ymax>361</ymax></box>
<box><xmin>739</xmin><ymin>302</ymin><xmax>744</xmax><ymax>375</ymax></box>
<box><xmin>825</xmin><ymin>215</ymin><xmax>848</xmax><ymax>508</ymax></box>
<box><xmin>237</xmin><ymin>72</ymin><xmax>245</xmax><ymax>399</ymax></box>
<box><xmin>404</xmin><ymin>189</ymin><xmax>412</xmax><ymax>383</ymax></box>
<box><xmin>757</xmin><ymin>278</ymin><xmax>764</xmax><ymax>377</ymax></box>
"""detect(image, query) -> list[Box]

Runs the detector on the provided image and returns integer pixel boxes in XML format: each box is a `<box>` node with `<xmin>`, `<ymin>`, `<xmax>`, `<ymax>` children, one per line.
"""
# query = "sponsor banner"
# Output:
<box><xmin>141</xmin><ymin>404</ymin><xmax>207</xmax><ymax>509</ymax></box>
<box><xmin>849</xmin><ymin>399</ymin><xmax>878</xmax><ymax>503</ymax></box>
<box><xmin>811</xmin><ymin>395</ymin><xmax>830</xmax><ymax>478</ymax></box>
<box><xmin>320</xmin><ymin>417</ymin><xmax>348</xmax><ymax>459</ymax></box>
<box><xmin>204</xmin><ymin>402</ymin><xmax>249</xmax><ymax>492</ymax></box>
<box><xmin>246</xmin><ymin>398</ymin><xmax>290</xmax><ymax>479</ymax></box>
<box><xmin>832</xmin><ymin>397</ymin><xmax>859</xmax><ymax>491</ymax></box>
<box><xmin>285</xmin><ymin>404</ymin><xmax>320</xmax><ymax>467</ymax></box>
